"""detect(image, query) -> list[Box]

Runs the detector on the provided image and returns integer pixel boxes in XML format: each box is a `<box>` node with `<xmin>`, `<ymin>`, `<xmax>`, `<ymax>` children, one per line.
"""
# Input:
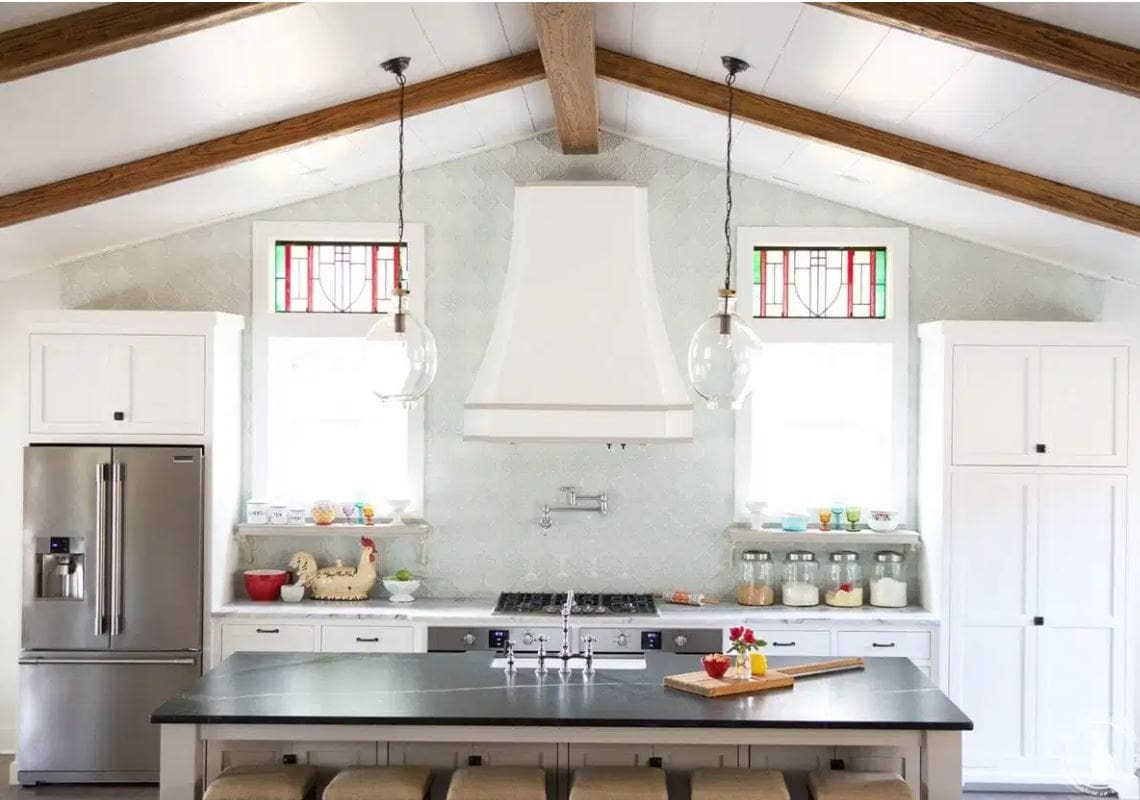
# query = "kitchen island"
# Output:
<box><xmin>152</xmin><ymin>652</ymin><xmax>971</xmax><ymax>800</ymax></box>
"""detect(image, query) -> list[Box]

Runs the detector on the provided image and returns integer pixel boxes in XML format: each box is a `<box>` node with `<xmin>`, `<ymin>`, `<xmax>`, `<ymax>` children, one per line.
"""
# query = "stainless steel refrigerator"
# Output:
<box><xmin>19</xmin><ymin>446</ymin><xmax>204</xmax><ymax>784</ymax></box>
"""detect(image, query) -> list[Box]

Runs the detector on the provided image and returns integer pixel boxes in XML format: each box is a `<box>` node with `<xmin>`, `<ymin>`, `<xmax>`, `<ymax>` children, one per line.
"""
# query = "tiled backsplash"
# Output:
<box><xmin>60</xmin><ymin>133</ymin><xmax>1102</xmax><ymax>598</ymax></box>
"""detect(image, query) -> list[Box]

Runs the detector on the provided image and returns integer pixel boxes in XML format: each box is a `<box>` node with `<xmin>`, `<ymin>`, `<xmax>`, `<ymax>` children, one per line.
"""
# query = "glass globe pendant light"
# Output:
<box><xmin>687</xmin><ymin>56</ymin><xmax>762</xmax><ymax>410</ymax></box>
<box><xmin>364</xmin><ymin>56</ymin><xmax>437</xmax><ymax>408</ymax></box>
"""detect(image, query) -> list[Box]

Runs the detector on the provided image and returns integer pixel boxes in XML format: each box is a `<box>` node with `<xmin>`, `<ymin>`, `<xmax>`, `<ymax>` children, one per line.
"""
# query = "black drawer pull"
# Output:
<box><xmin>771</xmin><ymin>641</ymin><xmax>796</xmax><ymax>647</ymax></box>
<box><xmin>871</xmin><ymin>642</ymin><xmax>896</xmax><ymax>648</ymax></box>
<box><xmin>255</xmin><ymin>628</ymin><xmax>280</xmax><ymax>634</ymax></box>
<box><xmin>355</xmin><ymin>637</ymin><xmax>380</xmax><ymax>643</ymax></box>
<box><xmin>1035</xmin><ymin>443</ymin><xmax>1047</xmax><ymax>454</ymax></box>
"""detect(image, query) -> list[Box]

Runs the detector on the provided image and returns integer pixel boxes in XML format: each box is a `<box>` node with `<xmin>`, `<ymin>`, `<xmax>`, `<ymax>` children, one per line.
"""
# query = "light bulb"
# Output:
<box><xmin>363</xmin><ymin>302</ymin><xmax>437</xmax><ymax>408</ymax></box>
<box><xmin>686</xmin><ymin>293</ymin><xmax>761</xmax><ymax>409</ymax></box>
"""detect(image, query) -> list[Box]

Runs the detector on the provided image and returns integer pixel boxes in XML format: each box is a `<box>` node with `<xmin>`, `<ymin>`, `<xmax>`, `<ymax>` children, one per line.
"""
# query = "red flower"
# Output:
<box><xmin>729</xmin><ymin>626</ymin><xmax>744</xmax><ymax>641</ymax></box>
<box><xmin>743</xmin><ymin>630</ymin><xmax>756</xmax><ymax>644</ymax></box>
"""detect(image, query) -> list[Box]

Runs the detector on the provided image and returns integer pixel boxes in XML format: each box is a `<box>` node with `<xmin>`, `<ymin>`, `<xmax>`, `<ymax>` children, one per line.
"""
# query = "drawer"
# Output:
<box><xmin>321</xmin><ymin>625</ymin><xmax>415</xmax><ymax>653</ymax></box>
<box><xmin>220</xmin><ymin>623</ymin><xmax>316</xmax><ymax>659</ymax></box>
<box><xmin>836</xmin><ymin>630</ymin><xmax>930</xmax><ymax>660</ymax></box>
<box><xmin>750</xmin><ymin>629</ymin><xmax>831</xmax><ymax>657</ymax></box>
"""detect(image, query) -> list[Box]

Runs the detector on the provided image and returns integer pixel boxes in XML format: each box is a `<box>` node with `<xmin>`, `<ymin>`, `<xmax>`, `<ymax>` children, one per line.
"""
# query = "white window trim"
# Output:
<box><xmin>733</xmin><ymin>226</ymin><xmax>910</xmax><ymax>521</ymax></box>
<box><xmin>250</xmin><ymin>220</ymin><xmax>427</xmax><ymax>512</ymax></box>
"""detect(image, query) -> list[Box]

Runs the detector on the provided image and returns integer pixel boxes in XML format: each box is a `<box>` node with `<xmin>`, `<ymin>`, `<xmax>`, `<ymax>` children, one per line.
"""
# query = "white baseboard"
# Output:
<box><xmin>8</xmin><ymin>759</ymin><xmax>18</xmax><ymax>787</ymax></box>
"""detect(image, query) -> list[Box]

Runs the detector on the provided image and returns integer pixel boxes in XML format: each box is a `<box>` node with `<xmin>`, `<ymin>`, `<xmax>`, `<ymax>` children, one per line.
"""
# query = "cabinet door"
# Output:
<box><xmin>119</xmin><ymin>335</ymin><xmax>206</xmax><ymax>435</ymax></box>
<box><xmin>1038</xmin><ymin>346</ymin><xmax>1128</xmax><ymax>466</ymax></box>
<box><xmin>1034</xmin><ymin>475</ymin><xmax>1124</xmax><ymax>775</ymax></box>
<box><xmin>29</xmin><ymin>334</ymin><xmax>123</xmax><ymax>434</ymax></box>
<box><xmin>952</xmin><ymin>346</ymin><xmax>1039</xmax><ymax>465</ymax></box>
<box><xmin>949</xmin><ymin>472</ymin><xmax>1037</xmax><ymax>770</ymax></box>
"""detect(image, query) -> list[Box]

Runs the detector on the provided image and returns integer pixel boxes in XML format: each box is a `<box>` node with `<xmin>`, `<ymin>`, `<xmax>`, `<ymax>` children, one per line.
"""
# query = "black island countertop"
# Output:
<box><xmin>152</xmin><ymin>652</ymin><xmax>971</xmax><ymax>731</ymax></box>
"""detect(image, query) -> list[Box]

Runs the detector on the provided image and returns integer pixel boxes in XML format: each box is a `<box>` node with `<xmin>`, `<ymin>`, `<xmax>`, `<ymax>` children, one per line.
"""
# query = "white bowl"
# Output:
<box><xmin>382</xmin><ymin>577</ymin><xmax>422</xmax><ymax>603</ymax></box>
<box><xmin>867</xmin><ymin>510</ymin><xmax>900</xmax><ymax>532</ymax></box>
<box><xmin>280</xmin><ymin>583</ymin><xmax>306</xmax><ymax>603</ymax></box>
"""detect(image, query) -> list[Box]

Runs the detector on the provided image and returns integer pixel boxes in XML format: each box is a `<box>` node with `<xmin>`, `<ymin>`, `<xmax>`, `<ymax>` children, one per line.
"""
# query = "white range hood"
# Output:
<box><xmin>464</xmin><ymin>183</ymin><xmax>693</xmax><ymax>442</ymax></box>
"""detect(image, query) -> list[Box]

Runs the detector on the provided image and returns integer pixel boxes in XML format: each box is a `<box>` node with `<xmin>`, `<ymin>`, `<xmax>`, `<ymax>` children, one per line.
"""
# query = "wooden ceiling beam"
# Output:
<box><xmin>0</xmin><ymin>3</ymin><xmax>294</xmax><ymax>85</ymax></box>
<box><xmin>596</xmin><ymin>48</ymin><xmax>1140</xmax><ymax>236</ymax></box>
<box><xmin>816</xmin><ymin>3</ymin><xmax>1140</xmax><ymax>100</ymax></box>
<box><xmin>0</xmin><ymin>50</ymin><xmax>546</xmax><ymax>228</ymax></box>
<box><xmin>533</xmin><ymin>3</ymin><xmax>599</xmax><ymax>154</ymax></box>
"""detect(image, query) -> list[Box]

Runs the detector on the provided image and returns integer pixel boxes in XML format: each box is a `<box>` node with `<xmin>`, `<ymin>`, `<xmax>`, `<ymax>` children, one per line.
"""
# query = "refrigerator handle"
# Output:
<box><xmin>109</xmin><ymin>462</ymin><xmax>124</xmax><ymax>637</ymax></box>
<box><xmin>94</xmin><ymin>463</ymin><xmax>107</xmax><ymax>636</ymax></box>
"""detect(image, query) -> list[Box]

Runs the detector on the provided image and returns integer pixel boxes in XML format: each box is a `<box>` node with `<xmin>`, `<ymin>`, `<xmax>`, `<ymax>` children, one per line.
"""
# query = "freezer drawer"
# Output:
<box><xmin>18</xmin><ymin>653</ymin><xmax>200</xmax><ymax>783</ymax></box>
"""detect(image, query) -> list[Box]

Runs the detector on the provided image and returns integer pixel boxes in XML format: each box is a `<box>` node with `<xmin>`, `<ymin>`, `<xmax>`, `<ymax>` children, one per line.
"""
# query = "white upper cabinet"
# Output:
<box><xmin>952</xmin><ymin>345</ymin><xmax>1038</xmax><ymax>465</ymax></box>
<box><xmin>951</xmin><ymin>343</ymin><xmax>1128</xmax><ymax>467</ymax></box>
<box><xmin>1037</xmin><ymin>346</ymin><xmax>1128</xmax><ymax>466</ymax></box>
<box><xmin>30</xmin><ymin>334</ymin><xmax>205</xmax><ymax>436</ymax></box>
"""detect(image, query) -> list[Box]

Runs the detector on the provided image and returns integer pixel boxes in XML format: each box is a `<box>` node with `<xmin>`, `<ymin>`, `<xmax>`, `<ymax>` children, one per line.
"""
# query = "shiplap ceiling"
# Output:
<box><xmin>0</xmin><ymin>2</ymin><xmax>1138</xmax><ymax>283</ymax></box>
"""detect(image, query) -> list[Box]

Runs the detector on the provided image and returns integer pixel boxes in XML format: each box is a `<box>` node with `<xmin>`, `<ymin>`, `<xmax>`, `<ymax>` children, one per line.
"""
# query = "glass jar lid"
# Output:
<box><xmin>874</xmin><ymin>550</ymin><xmax>904</xmax><ymax>563</ymax></box>
<box><xmin>829</xmin><ymin>550</ymin><xmax>859</xmax><ymax>562</ymax></box>
<box><xmin>741</xmin><ymin>549</ymin><xmax>771</xmax><ymax>562</ymax></box>
<box><xmin>786</xmin><ymin>550</ymin><xmax>815</xmax><ymax>562</ymax></box>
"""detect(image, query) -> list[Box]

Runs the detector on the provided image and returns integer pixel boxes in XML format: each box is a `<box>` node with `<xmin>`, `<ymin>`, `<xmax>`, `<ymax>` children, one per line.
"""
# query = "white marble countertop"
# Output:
<box><xmin>213</xmin><ymin>598</ymin><xmax>939</xmax><ymax>625</ymax></box>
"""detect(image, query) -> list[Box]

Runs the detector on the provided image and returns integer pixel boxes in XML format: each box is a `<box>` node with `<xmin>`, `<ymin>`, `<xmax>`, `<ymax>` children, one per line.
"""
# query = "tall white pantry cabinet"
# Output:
<box><xmin>918</xmin><ymin>321</ymin><xmax>1135</xmax><ymax>793</ymax></box>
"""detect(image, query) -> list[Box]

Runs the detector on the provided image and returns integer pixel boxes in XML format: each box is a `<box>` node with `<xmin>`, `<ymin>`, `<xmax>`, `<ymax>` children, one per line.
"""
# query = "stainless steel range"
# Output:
<box><xmin>493</xmin><ymin>591</ymin><xmax>658</xmax><ymax>616</ymax></box>
<box><xmin>427</xmin><ymin>590</ymin><xmax>721</xmax><ymax>656</ymax></box>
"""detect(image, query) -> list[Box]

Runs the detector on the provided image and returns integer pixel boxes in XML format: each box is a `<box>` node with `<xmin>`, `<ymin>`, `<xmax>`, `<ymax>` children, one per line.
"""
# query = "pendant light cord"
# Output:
<box><xmin>720</xmin><ymin>69</ymin><xmax>738</xmax><ymax>314</ymax></box>
<box><xmin>723</xmin><ymin>69</ymin><xmax>736</xmax><ymax>300</ymax></box>
<box><xmin>396</xmin><ymin>68</ymin><xmax>407</xmax><ymax>290</ymax></box>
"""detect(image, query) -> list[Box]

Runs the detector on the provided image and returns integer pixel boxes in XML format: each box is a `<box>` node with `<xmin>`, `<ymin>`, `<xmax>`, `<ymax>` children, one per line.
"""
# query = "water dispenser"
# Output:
<box><xmin>35</xmin><ymin>536</ymin><xmax>85</xmax><ymax>600</ymax></box>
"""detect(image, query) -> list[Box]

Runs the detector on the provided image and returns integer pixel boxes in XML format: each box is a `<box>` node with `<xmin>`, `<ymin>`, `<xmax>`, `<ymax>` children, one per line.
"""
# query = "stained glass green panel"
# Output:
<box><xmin>874</xmin><ymin>286</ymin><xmax>886</xmax><ymax>318</ymax></box>
<box><xmin>753</xmin><ymin>249</ymin><xmax>762</xmax><ymax>285</ymax></box>
<box><xmin>275</xmin><ymin>244</ymin><xmax>285</xmax><ymax>278</ymax></box>
<box><xmin>875</xmin><ymin>249</ymin><xmax>886</xmax><ymax>283</ymax></box>
<box><xmin>274</xmin><ymin>278</ymin><xmax>286</xmax><ymax>312</ymax></box>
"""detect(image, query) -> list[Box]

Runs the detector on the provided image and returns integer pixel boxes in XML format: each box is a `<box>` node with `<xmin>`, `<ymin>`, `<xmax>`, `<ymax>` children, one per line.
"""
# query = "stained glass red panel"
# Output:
<box><xmin>274</xmin><ymin>241</ymin><xmax>407</xmax><ymax>314</ymax></box>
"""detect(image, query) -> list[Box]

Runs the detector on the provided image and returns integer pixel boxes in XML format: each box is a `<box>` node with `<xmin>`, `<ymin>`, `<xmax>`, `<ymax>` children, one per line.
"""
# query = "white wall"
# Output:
<box><xmin>0</xmin><ymin>268</ymin><xmax>61</xmax><ymax>752</ymax></box>
<box><xmin>56</xmin><ymin>133</ymin><xmax>1106</xmax><ymax>597</ymax></box>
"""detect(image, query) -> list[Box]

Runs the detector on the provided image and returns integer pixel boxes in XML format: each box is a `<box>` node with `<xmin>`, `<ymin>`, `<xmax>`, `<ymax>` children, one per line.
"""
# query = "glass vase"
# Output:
<box><xmin>734</xmin><ymin>652</ymin><xmax>752</xmax><ymax>680</ymax></box>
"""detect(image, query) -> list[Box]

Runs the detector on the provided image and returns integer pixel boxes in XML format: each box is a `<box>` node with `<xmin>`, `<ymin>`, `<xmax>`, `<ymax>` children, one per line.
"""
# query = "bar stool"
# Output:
<box><xmin>807</xmin><ymin>770</ymin><xmax>912</xmax><ymax>800</ymax></box>
<box><xmin>691</xmin><ymin>768</ymin><xmax>790</xmax><ymax>800</ymax></box>
<box><xmin>323</xmin><ymin>766</ymin><xmax>432</xmax><ymax>800</ymax></box>
<box><xmin>445</xmin><ymin>766</ymin><xmax>547</xmax><ymax>800</ymax></box>
<box><xmin>568</xmin><ymin>767</ymin><xmax>667</xmax><ymax>800</ymax></box>
<box><xmin>204</xmin><ymin>765</ymin><xmax>318</xmax><ymax>800</ymax></box>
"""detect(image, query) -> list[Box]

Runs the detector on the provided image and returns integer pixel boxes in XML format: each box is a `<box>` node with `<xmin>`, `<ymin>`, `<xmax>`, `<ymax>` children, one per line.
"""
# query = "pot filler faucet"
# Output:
<box><xmin>503</xmin><ymin>589</ymin><xmax>596</xmax><ymax>675</ymax></box>
<box><xmin>539</xmin><ymin>487</ymin><xmax>608</xmax><ymax>531</ymax></box>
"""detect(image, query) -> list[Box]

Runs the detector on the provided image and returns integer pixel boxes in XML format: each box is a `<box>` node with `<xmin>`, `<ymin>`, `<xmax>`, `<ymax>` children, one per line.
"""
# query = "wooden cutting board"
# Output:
<box><xmin>665</xmin><ymin>657</ymin><xmax>865</xmax><ymax>698</ymax></box>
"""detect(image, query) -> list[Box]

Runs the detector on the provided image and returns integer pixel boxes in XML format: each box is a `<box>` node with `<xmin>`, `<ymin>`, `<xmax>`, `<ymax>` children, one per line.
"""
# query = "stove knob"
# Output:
<box><xmin>462</xmin><ymin>632</ymin><xmax>476</xmax><ymax>647</ymax></box>
<box><xmin>673</xmin><ymin>634</ymin><xmax>688</xmax><ymax>648</ymax></box>
<box><xmin>616</xmin><ymin>633</ymin><xmax>628</xmax><ymax>648</ymax></box>
<box><xmin>521</xmin><ymin>632</ymin><xmax>535</xmax><ymax>646</ymax></box>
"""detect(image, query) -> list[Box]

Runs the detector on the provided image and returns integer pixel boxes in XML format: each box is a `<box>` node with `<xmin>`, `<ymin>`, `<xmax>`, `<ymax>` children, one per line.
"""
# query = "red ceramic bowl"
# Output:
<box><xmin>701</xmin><ymin>654</ymin><xmax>731</xmax><ymax>679</ymax></box>
<box><xmin>244</xmin><ymin>569</ymin><xmax>290</xmax><ymax>602</ymax></box>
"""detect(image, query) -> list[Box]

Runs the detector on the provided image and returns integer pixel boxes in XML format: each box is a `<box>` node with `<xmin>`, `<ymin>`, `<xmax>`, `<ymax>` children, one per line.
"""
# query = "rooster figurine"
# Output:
<box><xmin>289</xmin><ymin>537</ymin><xmax>378</xmax><ymax>600</ymax></box>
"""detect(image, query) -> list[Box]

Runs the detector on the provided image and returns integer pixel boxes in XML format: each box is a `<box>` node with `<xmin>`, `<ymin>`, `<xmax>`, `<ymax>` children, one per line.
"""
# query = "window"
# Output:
<box><xmin>734</xmin><ymin>228</ymin><xmax>909</xmax><ymax>520</ymax></box>
<box><xmin>252</xmin><ymin>222</ymin><xmax>425</xmax><ymax>509</ymax></box>
<box><xmin>753</xmin><ymin>247</ymin><xmax>887</xmax><ymax>318</ymax></box>
<box><xmin>274</xmin><ymin>242</ymin><xmax>407</xmax><ymax>314</ymax></box>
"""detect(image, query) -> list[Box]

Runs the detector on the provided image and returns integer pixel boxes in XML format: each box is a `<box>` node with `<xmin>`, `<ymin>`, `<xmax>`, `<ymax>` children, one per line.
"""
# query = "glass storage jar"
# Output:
<box><xmin>781</xmin><ymin>551</ymin><xmax>820</xmax><ymax>606</ymax></box>
<box><xmin>736</xmin><ymin>549</ymin><xmax>775</xmax><ymax>606</ymax></box>
<box><xmin>824</xmin><ymin>551</ymin><xmax>864</xmax><ymax>607</ymax></box>
<box><xmin>870</xmin><ymin>550</ymin><xmax>908</xmax><ymax>607</ymax></box>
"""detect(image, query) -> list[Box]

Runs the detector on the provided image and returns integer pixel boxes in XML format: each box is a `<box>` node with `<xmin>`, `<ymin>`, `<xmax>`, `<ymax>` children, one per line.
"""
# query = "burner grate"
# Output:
<box><xmin>494</xmin><ymin>591</ymin><xmax>657</xmax><ymax>616</ymax></box>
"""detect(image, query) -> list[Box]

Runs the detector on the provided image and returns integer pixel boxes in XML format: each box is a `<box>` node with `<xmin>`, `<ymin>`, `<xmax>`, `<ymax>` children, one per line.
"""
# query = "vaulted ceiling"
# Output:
<box><xmin>0</xmin><ymin>2</ymin><xmax>1137</xmax><ymax>283</ymax></box>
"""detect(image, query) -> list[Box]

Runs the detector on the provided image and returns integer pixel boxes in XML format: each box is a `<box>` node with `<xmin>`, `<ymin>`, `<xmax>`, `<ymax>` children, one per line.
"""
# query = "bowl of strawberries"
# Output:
<box><xmin>700</xmin><ymin>653</ymin><xmax>731</xmax><ymax>679</ymax></box>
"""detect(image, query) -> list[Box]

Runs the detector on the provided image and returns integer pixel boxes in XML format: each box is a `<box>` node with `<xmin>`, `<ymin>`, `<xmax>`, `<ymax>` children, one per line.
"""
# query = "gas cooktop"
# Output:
<box><xmin>493</xmin><ymin>592</ymin><xmax>658</xmax><ymax>616</ymax></box>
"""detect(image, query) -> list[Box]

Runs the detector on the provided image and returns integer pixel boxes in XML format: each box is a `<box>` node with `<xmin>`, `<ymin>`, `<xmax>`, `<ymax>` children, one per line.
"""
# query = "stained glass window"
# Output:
<box><xmin>751</xmin><ymin>247</ymin><xmax>887</xmax><ymax>319</ymax></box>
<box><xmin>273</xmin><ymin>242</ymin><xmax>408</xmax><ymax>314</ymax></box>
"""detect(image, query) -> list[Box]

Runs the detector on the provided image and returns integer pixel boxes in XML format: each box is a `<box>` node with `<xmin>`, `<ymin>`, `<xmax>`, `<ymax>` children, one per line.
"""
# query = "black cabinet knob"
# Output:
<box><xmin>648</xmin><ymin>757</ymin><xmax>663</xmax><ymax>768</ymax></box>
<box><xmin>1035</xmin><ymin>443</ymin><xmax>1047</xmax><ymax>453</ymax></box>
<box><xmin>467</xmin><ymin>755</ymin><xmax>483</xmax><ymax>766</ymax></box>
<box><xmin>113</xmin><ymin>411</ymin><xmax>125</xmax><ymax>421</ymax></box>
<box><xmin>1033</xmin><ymin>616</ymin><xmax>1044</xmax><ymax>626</ymax></box>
